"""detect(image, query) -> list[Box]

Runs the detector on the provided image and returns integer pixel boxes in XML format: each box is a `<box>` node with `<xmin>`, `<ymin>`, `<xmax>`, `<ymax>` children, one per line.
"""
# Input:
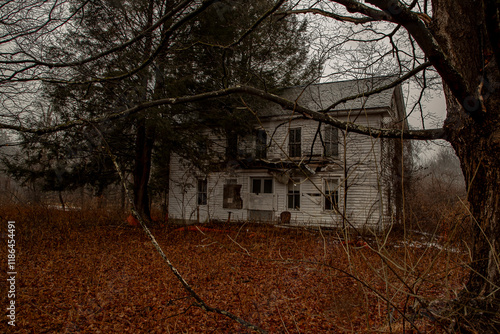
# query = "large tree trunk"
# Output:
<box><xmin>133</xmin><ymin>0</ymin><xmax>156</xmax><ymax>221</ymax></box>
<box><xmin>133</xmin><ymin>118</ymin><xmax>155</xmax><ymax>221</ymax></box>
<box><xmin>432</xmin><ymin>0</ymin><xmax>500</xmax><ymax>330</ymax></box>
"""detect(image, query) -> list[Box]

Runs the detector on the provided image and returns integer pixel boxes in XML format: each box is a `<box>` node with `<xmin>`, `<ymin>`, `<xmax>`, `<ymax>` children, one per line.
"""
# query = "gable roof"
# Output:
<box><xmin>261</xmin><ymin>76</ymin><xmax>398</xmax><ymax>117</ymax></box>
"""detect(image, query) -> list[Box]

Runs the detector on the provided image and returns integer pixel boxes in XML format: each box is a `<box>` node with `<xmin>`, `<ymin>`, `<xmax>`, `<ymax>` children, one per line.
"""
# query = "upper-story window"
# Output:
<box><xmin>324</xmin><ymin>125</ymin><xmax>339</xmax><ymax>158</ymax></box>
<box><xmin>255</xmin><ymin>129</ymin><xmax>267</xmax><ymax>159</ymax></box>
<box><xmin>288</xmin><ymin>128</ymin><xmax>301</xmax><ymax>157</ymax></box>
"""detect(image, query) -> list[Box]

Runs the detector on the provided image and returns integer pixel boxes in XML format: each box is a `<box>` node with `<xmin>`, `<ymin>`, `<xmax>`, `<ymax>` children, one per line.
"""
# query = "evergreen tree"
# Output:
<box><xmin>5</xmin><ymin>0</ymin><xmax>321</xmax><ymax>219</ymax></box>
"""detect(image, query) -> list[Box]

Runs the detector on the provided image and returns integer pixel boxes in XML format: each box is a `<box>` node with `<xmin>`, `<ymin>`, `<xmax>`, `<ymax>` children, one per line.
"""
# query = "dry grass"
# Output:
<box><xmin>0</xmin><ymin>205</ymin><xmax>468</xmax><ymax>333</ymax></box>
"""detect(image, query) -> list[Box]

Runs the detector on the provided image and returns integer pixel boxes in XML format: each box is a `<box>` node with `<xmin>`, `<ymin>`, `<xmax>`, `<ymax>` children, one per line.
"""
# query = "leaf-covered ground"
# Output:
<box><xmin>1</xmin><ymin>206</ymin><xmax>468</xmax><ymax>333</ymax></box>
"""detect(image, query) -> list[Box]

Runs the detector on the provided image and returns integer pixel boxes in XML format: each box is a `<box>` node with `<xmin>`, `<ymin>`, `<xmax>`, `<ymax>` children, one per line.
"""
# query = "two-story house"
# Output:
<box><xmin>168</xmin><ymin>76</ymin><xmax>408</xmax><ymax>229</ymax></box>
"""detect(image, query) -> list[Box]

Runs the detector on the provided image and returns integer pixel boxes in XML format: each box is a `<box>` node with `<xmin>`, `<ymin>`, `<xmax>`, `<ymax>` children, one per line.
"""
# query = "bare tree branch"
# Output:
<box><xmin>275</xmin><ymin>8</ymin><xmax>375</xmax><ymax>24</ymax></box>
<box><xmin>362</xmin><ymin>0</ymin><xmax>479</xmax><ymax>119</ymax></box>
<box><xmin>32</xmin><ymin>0</ymin><xmax>218</xmax><ymax>85</ymax></box>
<box><xmin>1</xmin><ymin>0</ymin><xmax>199</xmax><ymax>68</ymax></box>
<box><xmin>0</xmin><ymin>85</ymin><xmax>445</xmax><ymax>140</ymax></box>
<box><xmin>297</xmin><ymin>0</ymin><xmax>479</xmax><ymax>120</ymax></box>
<box><xmin>333</xmin><ymin>0</ymin><xmax>392</xmax><ymax>21</ymax></box>
<box><xmin>320</xmin><ymin>61</ymin><xmax>432</xmax><ymax>112</ymax></box>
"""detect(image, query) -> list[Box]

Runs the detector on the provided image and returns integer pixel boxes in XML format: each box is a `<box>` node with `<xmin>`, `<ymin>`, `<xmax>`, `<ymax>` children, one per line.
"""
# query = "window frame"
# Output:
<box><xmin>251</xmin><ymin>177</ymin><xmax>273</xmax><ymax>195</ymax></box>
<box><xmin>323</xmin><ymin>125</ymin><xmax>339</xmax><ymax>158</ymax></box>
<box><xmin>223</xmin><ymin>183</ymin><xmax>243</xmax><ymax>209</ymax></box>
<box><xmin>288</xmin><ymin>127</ymin><xmax>302</xmax><ymax>158</ymax></box>
<box><xmin>197</xmin><ymin>179</ymin><xmax>208</xmax><ymax>206</ymax></box>
<box><xmin>287</xmin><ymin>179</ymin><xmax>301</xmax><ymax>210</ymax></box>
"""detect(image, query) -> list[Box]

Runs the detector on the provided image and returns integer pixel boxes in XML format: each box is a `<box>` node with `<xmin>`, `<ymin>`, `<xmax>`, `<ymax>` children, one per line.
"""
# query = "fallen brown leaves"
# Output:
<box><xmin>0</xmin><ymin>205</ymin><xmax>468</xmax><ymax>333</ymax></box>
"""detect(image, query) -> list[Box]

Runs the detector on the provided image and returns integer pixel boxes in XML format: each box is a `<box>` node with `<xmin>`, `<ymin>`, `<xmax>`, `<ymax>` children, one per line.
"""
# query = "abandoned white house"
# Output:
<box><xmin>168</xmin><ymin>76</ymin><xmax>408</xmax><ymax>228</ymax></box>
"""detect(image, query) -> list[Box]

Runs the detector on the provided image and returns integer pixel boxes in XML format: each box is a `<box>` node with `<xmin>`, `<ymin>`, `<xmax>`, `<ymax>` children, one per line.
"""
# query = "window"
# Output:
<box><xmin>287</xmin><ymin>180</ymin><xmax>300</xmax><ymax>209</ymax></box>
<box><xmin>223</xmin><ymin>183</ymin><xmax>243</xmax><ymax>209</ymax></box>
<box><xmin>324</xmin><ymin>179</ymin><xmax>339</xmax><ymax>210</ymax></box>
<box><xmin>197</xmin><ymin>179</ymin><xmax>207</xmax><ymax>205</ymax></box>
<box><xmin>288</xmin><ymin>128</ymin><xmax>301</xmax><ymax>157</ymax></box>
<box><xmin>255</xmin><ymin>129</ymin><xmax>267</xmax><ymax>159</ymax></box>
<box><xmin>251</xmin><ymin>177</ymin><xmax>273</xmax><ymax>194</ymax></box>
<box><xmin>324</xmin><ymin>125</ymin><xmax>339</xmax><ymax>158</ymax></box>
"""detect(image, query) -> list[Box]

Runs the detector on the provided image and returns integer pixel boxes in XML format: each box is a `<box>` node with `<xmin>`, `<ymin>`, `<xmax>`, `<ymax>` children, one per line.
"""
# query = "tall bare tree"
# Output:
<box><xmin>252</xmin><ymin>1</ymin><xmax>499</xmax><ymax>330</ymax></box>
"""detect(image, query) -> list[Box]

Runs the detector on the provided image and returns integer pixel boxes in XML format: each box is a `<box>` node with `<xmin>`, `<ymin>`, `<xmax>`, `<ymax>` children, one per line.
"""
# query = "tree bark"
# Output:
<box><xmin>432</xmin><ymin>0</ymin><xmax>500</xmax><ymax>329</ymax></box>
<box><xmin>133</xmin><ymin>0</ymin><xmax>156</xmax><ymax>221</ymax></box>
<box><xmin>133</xmin><ymin>118</ymin><xmax>155</xmax><ymax>220</ymax></box>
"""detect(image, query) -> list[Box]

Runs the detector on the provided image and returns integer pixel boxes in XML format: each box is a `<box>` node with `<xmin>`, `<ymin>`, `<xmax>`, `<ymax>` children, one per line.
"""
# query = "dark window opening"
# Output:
<box><xmin>251</xmin><ymin>178</ymin><xmax>273</xmax><ymax>194</ymax></box>
<box><xmin>223</xmin><ymin>184</ymin><xmax>243</xmax><ymax>209</ymax></box>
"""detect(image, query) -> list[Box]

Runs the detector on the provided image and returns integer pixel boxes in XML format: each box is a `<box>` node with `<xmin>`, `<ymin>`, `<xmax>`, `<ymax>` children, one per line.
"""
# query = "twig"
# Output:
<box><xmin>91</xmin><ymin>124</ymin><xmax>267</xmax><ymax>333</ymax></box>
<box><xmin>227</xmin><ymin>234</ymin><xmax>252</xmax><ymax>256</ymax></box>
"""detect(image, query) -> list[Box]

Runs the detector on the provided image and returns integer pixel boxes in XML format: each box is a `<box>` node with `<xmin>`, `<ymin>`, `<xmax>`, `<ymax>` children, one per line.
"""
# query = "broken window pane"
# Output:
<box><xmin>223</xmin><ymin>184</ymin><xmax>243</xmax><ymax>209</ymax></box>
<box><xmin>324</xmin><ymin>179</ymin><xmax>339</xmax><ymax>210</ymax></box>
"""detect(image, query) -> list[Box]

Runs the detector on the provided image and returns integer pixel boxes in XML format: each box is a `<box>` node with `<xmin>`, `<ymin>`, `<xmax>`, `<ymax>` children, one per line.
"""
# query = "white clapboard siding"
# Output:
<box><xmin>168</xmin><ymin>78</ymin><xmax>406</xmax><ymax>228</ymax></box>
<box><xmin>169</xmin><ymin>113</ymin><xmax>390</xmax><ymax>227</ymax></box>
